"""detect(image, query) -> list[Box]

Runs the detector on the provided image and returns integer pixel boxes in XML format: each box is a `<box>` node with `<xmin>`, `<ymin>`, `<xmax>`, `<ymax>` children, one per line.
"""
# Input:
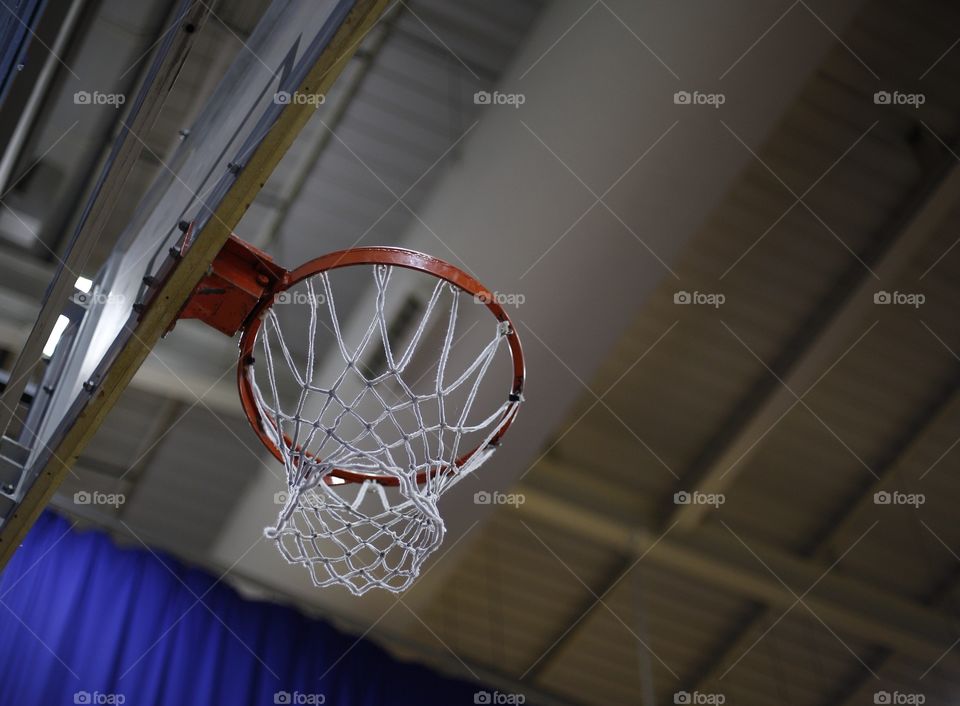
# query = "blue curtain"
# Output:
<box><xmin>0</xmin><ymin>512</ymin><xmax>481</xmax><ymax>706</ymax></box>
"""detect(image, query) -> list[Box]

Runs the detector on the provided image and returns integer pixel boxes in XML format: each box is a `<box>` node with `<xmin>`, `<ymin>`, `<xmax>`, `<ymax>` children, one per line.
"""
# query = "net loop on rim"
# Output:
<box><xmin>246</xmin><ymin>260</ymin><xmax>521</xmax><ymax>594</ymax></box>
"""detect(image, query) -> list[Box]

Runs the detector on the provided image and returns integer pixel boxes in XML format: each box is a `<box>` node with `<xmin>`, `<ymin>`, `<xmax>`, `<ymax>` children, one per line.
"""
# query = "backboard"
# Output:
<box><xmin>0</xmin><ymin>0</ymin><xmax>390</xmax><ymax>568</ymax></box>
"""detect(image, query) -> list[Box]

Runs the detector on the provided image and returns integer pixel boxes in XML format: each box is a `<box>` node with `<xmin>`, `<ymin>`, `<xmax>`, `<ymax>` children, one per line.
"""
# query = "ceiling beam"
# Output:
<box><xmin>666</xmin><ymin>154</ymin><xmax>960</xmax><ymax>531</ymax></box>
<box><xmin>831</xmin><ymin>564</ymin><xmax>960</xmax><ymax>706</ymax></box>
<box><xmin>522</xmin><ymin>550</ymin><xmax>633</xmax><ymax>683</ymax></box>
<box><xmin>677</xmin><ymin>368</ymin><xmax>960</xmax><ymax>693</ymax></box>
<box><xmin>517</xmin><ymin>487</ymin><xmax>960</xmax><ymax>672</ymax></box>
<box><xmin>0</xmin><ymin>0</ymin><xmax>86</xmax><ymax>194</ymax></box>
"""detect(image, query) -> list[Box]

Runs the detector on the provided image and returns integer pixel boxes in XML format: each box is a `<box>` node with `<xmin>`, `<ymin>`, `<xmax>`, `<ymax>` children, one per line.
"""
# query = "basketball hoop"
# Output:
<box><xmin>155</xmin><ymin>234</ymin><xmax>525</xmax><ymax>594</ymax></box>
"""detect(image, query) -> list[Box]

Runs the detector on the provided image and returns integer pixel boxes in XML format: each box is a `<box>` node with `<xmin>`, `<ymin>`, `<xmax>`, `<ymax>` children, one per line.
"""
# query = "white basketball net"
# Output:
<box><xmin>246</xmin><ymin>264</ymin><xmax>520</xmax><ymax>594</ymax></box>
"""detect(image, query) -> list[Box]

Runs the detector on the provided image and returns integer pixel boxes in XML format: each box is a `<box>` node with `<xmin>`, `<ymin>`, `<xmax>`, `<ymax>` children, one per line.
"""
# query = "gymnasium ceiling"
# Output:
<box><xmin>1</xmin><ymin>1</ymin><xmax>959</xmax><ymax>705</ymax></box>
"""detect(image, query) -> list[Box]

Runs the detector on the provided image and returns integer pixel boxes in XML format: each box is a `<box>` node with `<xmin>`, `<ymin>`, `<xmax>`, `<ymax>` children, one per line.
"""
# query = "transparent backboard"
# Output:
<box><xmin>26</xmin><ymin>0</ymin><xmax>362</xmax><ymax>471</ymax></box>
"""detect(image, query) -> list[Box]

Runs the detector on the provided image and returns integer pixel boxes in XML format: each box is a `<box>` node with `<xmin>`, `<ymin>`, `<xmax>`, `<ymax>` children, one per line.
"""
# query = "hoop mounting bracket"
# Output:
<box><xmin>177</xmin><ymin>234</ymin><xmax>286</xmax><ymax>336</ymax></box>
<box><xmin>140</xmin><ymin>224</ymin><xmax>287</xmax><ymax>337</ymax></box>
